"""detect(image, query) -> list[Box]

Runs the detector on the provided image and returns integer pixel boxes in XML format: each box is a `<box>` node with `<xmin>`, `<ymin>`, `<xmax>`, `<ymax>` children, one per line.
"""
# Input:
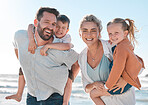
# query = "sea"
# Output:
<box><xmin>0</xmin><ymin>71</ymin><xmax>148</xmax><ymax>105</ymax></box>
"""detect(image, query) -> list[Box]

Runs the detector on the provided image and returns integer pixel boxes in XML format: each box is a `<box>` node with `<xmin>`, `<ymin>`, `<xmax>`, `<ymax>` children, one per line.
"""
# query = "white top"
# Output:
<box><xmin>53</xmin><ymin>34</ymin><xmax>74</xmax><ymax>48</ymax></box>
<box><xmin>53</xmin><ymin>34</ymin><xmax>71</xmax><ymax>43</ymax></box>
<box><xmin>14</xmin><ymin>30</ymin><xmax>78</xmax><ymax>101</ymax></box>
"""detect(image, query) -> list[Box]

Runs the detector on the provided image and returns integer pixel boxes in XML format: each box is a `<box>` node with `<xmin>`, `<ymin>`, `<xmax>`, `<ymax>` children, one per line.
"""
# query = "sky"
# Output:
<box><xmin>0</xmin><ymin>0</ymin><xmax>148</xmax><ymax>74</ymax></box>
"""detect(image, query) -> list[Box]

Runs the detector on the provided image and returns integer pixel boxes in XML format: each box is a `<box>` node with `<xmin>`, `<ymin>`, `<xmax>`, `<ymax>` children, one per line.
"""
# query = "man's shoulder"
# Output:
<box><xmin>14</xmin><ymin>30</ymin><xmax>28</xmax><ymax>40</ymax></box>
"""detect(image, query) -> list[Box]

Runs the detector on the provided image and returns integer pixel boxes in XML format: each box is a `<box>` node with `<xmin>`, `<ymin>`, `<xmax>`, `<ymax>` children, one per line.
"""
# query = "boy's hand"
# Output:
<box><xmin>28</xmin><ymin>41</ymin><xmax>37</xmax><ymax>54</ymax></box>
<box><xmin>108</xmin><ymin>77</ymin><xmax>127</xmax><ymax>93</ymax></box>
<box><xmin>40</xmin><ymin>45</ymin><xmax>48</xmax><ymax>56</ymax></box>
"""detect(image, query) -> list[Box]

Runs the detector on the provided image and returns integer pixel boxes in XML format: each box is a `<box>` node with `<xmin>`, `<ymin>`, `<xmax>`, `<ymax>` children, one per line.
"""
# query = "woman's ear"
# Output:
<box><xmin>98</xmin><ymin>32</ymin><xmax>101</xmax><ymax>38</ymax></box>
<box><xmin>34</xmin><ymin>19</ymin><xmax>38</xmax><ymax>27</ymax></box>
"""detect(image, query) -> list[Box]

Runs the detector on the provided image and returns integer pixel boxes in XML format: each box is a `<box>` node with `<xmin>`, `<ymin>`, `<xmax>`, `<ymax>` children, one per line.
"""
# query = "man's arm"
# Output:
<box><xmin>62</xmin><ymin>61</ymin><xmax>80</xmax><ymax>105</ymax></box>
<box><xmin>71</xmin><ymin>61</ymin><xmax>80</xmax><ymax>81</ymax></box>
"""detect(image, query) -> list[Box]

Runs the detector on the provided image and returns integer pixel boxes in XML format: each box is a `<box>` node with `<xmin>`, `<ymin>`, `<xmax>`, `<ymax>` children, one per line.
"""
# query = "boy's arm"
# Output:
<box><xmin>40</xmin><ymin>43</ymin><xmax>73</xmax><ymax>56</ymax></box>
<box><xmin>28</xmin><ymin>24</ymin><xmax>36</xmax><ymax>54</ymax></box>
<box><xmin>46</xmin><ymin>43</ymin><xmax>72</xmax><ymax>50</ymax></box>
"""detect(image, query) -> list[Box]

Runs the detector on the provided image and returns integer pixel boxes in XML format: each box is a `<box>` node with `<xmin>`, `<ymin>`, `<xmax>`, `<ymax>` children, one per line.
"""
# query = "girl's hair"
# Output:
<box><xmin>107</xmin><ymin>18</ymin><xmax>138</xmax><ymax>46</ymax></box>
<box><xmin>79</xmin><ymin>14</ymin><xmax>102</xmax><ymax>33</ymax></box>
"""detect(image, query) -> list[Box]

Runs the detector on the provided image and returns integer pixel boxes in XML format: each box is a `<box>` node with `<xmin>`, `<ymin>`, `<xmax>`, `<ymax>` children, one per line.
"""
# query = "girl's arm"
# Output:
<box><xmin>28</xmin><ymin>24</ymin><xmax>37</xmax><ymax>54</ymax></box>
<box><xmin>107</xmin><ymin>77</ymin><xmax>127</xmax><ymax>93</ymax></box>
<box><xmin>40</xmin><ymin>43</ymin><xmax>72</xmax><ymax>56</ymax></box>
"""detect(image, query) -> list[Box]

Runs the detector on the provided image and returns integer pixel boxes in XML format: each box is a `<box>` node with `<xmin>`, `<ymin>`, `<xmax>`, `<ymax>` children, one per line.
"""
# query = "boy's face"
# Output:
<box><xmin>55</xmin><ymin>21</ymin><xmax>69</xmax><ymax>38</ymax></box>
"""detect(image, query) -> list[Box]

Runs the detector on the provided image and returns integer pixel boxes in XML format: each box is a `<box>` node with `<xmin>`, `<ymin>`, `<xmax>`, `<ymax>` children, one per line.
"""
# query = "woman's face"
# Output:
<box><xmin>80</xmin><ymin>22</ymin><xmax>100</xmax><ymax>46</ymax></box>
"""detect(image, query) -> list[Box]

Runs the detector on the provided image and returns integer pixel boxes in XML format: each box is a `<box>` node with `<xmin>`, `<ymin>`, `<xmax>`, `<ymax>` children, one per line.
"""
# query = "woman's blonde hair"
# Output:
<box><xmin>79</xmin><ymin>14</ymin><xmax>102</xmax><ymax>33</ymax></box>
<box><xmin>107</xmin><ymin>18</ymin><xmax>139</xmax><ymax>46</ymax></box>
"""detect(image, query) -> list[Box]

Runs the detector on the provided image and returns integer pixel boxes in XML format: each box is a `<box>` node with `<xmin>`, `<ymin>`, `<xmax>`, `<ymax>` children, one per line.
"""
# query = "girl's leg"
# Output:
<box><xmin>90</xmin><ymin>88</ymin><xmax>105</xmax><ymax>105</ymax></box>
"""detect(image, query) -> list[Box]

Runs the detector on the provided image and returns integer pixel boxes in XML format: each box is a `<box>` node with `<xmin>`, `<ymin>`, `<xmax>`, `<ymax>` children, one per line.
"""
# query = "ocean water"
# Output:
<box><xmin>0</xmin><ymin>73</ymin><xmax>148</xmax><ymax>105</ymax></box>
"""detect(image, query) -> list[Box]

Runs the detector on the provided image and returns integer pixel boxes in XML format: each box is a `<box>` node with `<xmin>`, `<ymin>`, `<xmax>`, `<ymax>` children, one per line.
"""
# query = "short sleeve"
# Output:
<box><xmin>63</xmin><ymin>49</ymin><xmax>79</xmax><ymax>69</ymax></box>
<box><xmin>13</xmin><ymin>30</ymin><xmax>28</xmax><ymax>49</ymax></box>
<box><xmin>61</xmin><ymin>34</ymin><xmax>71</xmax><ymax>43</ymax></box>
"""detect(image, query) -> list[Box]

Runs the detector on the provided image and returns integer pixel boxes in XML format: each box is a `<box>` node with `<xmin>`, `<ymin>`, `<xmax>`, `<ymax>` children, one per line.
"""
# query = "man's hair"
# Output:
<box><xmin>36</xmin><ymin>7</ymin><xmax>60</xmax><ymax>21</ymax></box>
<box><xmin>57</xmin><ymin>15</ymin><xmax>70</xmax><ymax>28</ymax></box>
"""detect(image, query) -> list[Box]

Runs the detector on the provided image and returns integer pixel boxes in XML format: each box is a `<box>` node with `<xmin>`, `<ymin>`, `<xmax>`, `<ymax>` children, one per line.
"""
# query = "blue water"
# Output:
<box><xmin>0</xmin><ymin>74</ymin><xmax>148</xmax><ymax>105</ymax></box>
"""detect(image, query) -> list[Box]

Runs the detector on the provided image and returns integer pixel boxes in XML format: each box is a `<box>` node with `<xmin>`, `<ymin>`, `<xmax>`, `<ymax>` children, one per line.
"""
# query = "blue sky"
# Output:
<box><xmin>1</xmin><ymin>0</ymin><xmax>148</xmax><ymax>74</ymax></box>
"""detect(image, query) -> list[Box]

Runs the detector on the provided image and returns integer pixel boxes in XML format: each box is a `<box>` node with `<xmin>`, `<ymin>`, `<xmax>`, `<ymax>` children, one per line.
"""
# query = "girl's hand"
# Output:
<box><xmin>108</xmin><ymin>77</ymin><xmax>127</xmax><ymax>93</ymax></box>
<box><xmin>28</xmin><ymin>40</ymin><xmax>37</xmax><ymax>54</ymax></box>
<box><xmin>40</xmin><ymin>45</ymin><xmax>49</xmax><ymax>56</ymax></box>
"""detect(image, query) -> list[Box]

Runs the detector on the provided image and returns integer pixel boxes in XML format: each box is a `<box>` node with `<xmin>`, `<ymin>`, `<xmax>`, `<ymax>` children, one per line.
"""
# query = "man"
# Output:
<box><xmin>13</xmin><ymin>7</ymin><xmax>79</xmax><ymax>105</ymax></box>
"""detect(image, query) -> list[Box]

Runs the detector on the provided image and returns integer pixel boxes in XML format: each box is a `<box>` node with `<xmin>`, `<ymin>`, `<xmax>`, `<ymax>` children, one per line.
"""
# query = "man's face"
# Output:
<box><xmin>37</xmin><ymin>12</ymin><xmax>57</xmax><ymax>41</ymax></box>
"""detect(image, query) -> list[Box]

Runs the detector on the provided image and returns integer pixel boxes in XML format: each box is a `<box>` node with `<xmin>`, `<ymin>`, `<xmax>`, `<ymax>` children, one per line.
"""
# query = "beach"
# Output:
<box><xmin>0</xmin><ymin>73</ymin><xmax>148</xmax><ymax>105</ymax></box>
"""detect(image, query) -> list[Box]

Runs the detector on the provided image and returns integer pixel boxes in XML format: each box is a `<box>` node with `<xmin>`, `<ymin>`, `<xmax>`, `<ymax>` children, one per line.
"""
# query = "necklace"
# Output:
<box><xmin>88</xmin><ymin>45</ymin><xmax>99</xmax><ymax>62</ymax></box>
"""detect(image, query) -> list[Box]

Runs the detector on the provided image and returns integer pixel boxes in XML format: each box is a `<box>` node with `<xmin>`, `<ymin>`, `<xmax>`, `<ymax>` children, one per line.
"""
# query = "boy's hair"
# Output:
<box><xmin>36</xmin><ymin>7</ymin><xmax>60</xmax><ymax>21</ymax></box>
<box><xmin>57</xmin><ymin>15</ymin><xmax>70</xmax><ymax>28</ymax></box>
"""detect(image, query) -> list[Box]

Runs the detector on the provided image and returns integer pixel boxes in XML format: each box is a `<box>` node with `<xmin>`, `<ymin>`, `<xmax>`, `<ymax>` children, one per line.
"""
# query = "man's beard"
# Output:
<box><xmin>37</xmin><ymin>24</ymin><xmax>54</xmax><ymax>41</ymax></box>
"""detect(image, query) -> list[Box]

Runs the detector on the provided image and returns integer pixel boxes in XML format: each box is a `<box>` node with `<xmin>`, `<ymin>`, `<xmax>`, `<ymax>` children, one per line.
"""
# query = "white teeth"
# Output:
<box><xmin>45</xmin><ymin>30</ymin><xmax>51</xmax><ymax>34</ymax></box>
<box><xmin>86</xmin><ymin>38</ymin><xmax>93</xmax><ymax>41</ymax></box>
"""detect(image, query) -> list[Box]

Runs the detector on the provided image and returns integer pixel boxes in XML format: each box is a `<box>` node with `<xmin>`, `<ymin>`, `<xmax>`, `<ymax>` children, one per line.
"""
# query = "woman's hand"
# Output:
<box><xmin>108</xmin><ymin>77</ymin><xmax>127</xmax><ymax>93</ymax></box>
<box><xmin>93</xmin><ymin>81</ymin><xmax>104</xmax><ymax>91</ymax></box>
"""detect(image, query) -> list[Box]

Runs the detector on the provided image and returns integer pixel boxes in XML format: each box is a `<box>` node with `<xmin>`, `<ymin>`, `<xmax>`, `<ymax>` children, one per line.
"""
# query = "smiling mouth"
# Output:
<box><xmin>86</xmin><ymin>38</ymin><xmax>93</xmax><ymax>41</ymax></box>
<box><xmin>45</xmin><ymin>30</ymin><xmax>51</xmax><ymax>34</ymax></box>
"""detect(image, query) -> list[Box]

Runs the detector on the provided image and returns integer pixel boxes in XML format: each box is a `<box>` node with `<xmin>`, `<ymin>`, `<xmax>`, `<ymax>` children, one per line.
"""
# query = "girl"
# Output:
<box><xmin>105</xmin><ymin>18</ymin><xmax>144</xmax><ymax>94</ymax></box>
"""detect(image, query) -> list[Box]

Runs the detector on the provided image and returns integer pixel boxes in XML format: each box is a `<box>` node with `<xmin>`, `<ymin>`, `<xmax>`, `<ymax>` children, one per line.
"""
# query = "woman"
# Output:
<box><xmin>78</xmin><ymin>15</ymin><xmax>136</xmax><ymax>105</ymax></box>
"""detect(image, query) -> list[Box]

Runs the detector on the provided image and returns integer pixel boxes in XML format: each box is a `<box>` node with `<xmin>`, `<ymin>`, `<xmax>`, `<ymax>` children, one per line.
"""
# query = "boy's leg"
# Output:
<box><xmin>5</xmin><ymin>67</ymin><xmax>25</xmax><ymax>102</ymax></box>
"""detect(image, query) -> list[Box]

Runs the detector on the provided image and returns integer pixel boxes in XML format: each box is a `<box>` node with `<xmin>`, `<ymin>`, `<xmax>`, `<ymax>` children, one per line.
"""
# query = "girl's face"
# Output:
<box><xmin>80</xmin><ymin>22</ymin><xmax>100</xmax><ymax>46</ymax></box>
<box><xmin>107</xmin><ymin>23</ymin><xmax>128</xmax><ymax>44</ymax></box>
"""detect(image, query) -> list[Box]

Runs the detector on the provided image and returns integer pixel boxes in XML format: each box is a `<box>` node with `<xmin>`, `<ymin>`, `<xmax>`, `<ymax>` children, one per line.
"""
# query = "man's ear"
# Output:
<box><xmin>66</xmin><ymin>29</ymin><xmax>69</xmax><ymax>33</ymax></box>
<box><xmin>34</xmin><ymin>19</ymin><xmax>38</xmax><ymax>27</ymax></box>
